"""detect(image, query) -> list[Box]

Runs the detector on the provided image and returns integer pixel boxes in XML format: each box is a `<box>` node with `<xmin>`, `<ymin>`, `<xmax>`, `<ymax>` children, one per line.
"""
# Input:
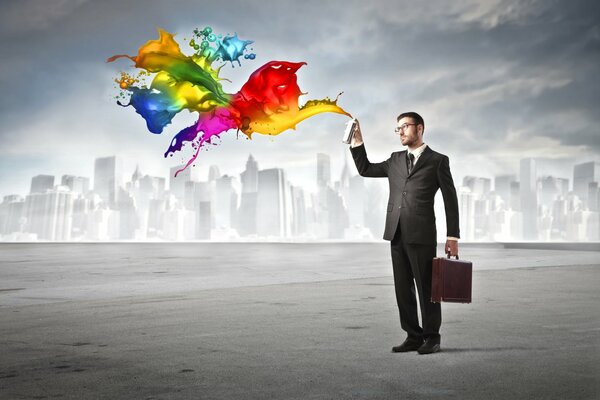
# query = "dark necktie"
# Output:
<box><xmin>407</xmin><ymin>153</ymin><xmax>415</xmax><ymax>174</ymax></box>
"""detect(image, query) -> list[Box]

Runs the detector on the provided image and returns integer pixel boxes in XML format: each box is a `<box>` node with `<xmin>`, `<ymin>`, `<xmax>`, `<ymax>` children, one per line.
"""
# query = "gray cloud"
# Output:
<box><xmin>0</xmin><ymin>0</ymin><xmax>89</xmax><ymax>35</ymax></box>
<box><xmin>0</xmin><ymin>0</ymin><xmax>598</xmax><ymax>196</ymax></box>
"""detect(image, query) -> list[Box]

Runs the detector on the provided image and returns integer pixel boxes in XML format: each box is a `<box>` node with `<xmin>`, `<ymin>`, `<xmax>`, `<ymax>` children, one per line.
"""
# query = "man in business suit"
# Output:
<box><xmin>350</xmin><ymin>112</ymin><xmax>459</xmax><ymax>355</ymax></box>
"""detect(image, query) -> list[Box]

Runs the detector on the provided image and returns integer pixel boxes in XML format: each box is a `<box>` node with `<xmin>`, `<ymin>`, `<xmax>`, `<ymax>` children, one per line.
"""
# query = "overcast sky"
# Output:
<box><xmin>0</xmin><ymin>0</ymin><xmax>598</xmax><ymax>197</ymax></box>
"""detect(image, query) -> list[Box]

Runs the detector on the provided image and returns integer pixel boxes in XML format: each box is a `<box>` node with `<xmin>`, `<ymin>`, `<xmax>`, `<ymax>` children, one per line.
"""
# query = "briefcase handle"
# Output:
<box><xmin>446</xmin><ymin>253</ymin><xmax>459</xmax><ymax>260</ymax></box>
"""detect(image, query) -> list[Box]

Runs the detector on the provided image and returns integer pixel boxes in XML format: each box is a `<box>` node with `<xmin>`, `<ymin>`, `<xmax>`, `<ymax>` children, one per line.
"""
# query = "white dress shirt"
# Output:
<box><xmin>407</xmin><ymin>142</ymin><xmax>428</xmax><ymax>166</ymax></box>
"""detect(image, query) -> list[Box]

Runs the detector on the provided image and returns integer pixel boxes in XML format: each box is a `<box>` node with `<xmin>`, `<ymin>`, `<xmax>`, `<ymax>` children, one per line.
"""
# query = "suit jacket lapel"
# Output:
<box><xmin>408</xmin><ymin>146</ymin><xmax>433</xmax><ymax>177</ymax></box>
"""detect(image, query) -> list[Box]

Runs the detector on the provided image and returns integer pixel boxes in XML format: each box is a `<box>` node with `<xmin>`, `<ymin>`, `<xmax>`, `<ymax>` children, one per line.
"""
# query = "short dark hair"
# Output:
<box><xmin>397</xmin><ymin>112</ymin><xmax>424</xmax><ymax>132</ymax></box>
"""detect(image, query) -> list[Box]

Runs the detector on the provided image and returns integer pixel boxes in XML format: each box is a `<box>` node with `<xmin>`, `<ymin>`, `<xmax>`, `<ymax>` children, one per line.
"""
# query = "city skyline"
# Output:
<box><xmin>4</xmin><ymin>151</ymin><xmax>598</xmax><ymax>201</ymax></box>
<box><xmin>2</xmin><ymin>141</ymin><xmax>597</xmax><ymax>200</ymax></box>
<box><xmin>1</xmin><ymin>151</ymin><xmax>598</xmax><ymax>242</ymax></box>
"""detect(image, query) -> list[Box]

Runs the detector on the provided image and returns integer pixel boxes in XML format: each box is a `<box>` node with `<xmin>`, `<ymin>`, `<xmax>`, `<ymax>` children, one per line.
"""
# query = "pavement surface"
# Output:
<box><xmin>0</xmin><ymin>243</ymin><xmax>599</xmax><ymax>399</ymax></box>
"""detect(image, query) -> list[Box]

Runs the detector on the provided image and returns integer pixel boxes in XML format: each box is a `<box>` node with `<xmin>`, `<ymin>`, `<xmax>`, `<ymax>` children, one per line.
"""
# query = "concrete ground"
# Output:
<box><xmin>0</xmin><ymin>244</ymin><xmax>599</xmax><ymax>399</ymax></box>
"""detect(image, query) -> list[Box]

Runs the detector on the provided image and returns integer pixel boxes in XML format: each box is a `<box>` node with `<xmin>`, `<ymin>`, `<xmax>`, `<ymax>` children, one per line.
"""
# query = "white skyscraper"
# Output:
<box><xmin>169</xmin><ymin>165</ymin><xmax>193</xmax><ymax>200</ymax></box>
<box><xmin>539</xmin><ymin>176</ymin><xmax>569</xmax><ymax>208</ymax></box>
<box><xmin>94</xmin><ymin>156</ymin><xmax>123</xmax><ymax>208</ymax></box>
<box><xmin>573</xmin><ymin>161</ymin><xmax>600</xmax><ymax>207</ymax></box>
<box><xmin>317</xmin><ymin>153</ymin><xmax>331</xmax><ymax>188</ymax></box>
<box><xmin>257</xmin><ymin>168</ymin><xmax>289</xmax><ymax>238</ymax></box>
<box><xmin>462</xmin><ymin>176</ymin><xmax>491</xmax><ymax>196</ymax></box>
<box><xmin>0</xmin><ymin>195</ymin><xmax>25</xmax><ymax>236</ymax></box>
<box><xmin>290</xmin><ymin>185</ymin><xmax>307</xmax><ymax>237</ymax></box>
<box><xmin>30</xmin><ymin>175</ymin><xmax>55</xmax><ymax>194</ymax></box>
<box><xmin>215</xmin><ymin>175</ymin><xmax>239</xmax><ymax>231</ymax></box>
<box><xmin>494</xmin><ymin>175</ymin><xmax>517</xmax><ymax>207</ymax></box>
<box><xmin>459</xmin><ymin>187</ymin><xmax>476</xmax><ymax>241</ymax></box>
<box><xmin>162</xmin><ymin>194</ymin><xmax>195</xmax><ymax>241</ymax></box>
<box><xmin>238</xmin><ymin>155</ymin><xmax>259</xmax><ymax>236</ymax></box>
<box><xmin>24</xmin><ymin>186</ymin><xmax>75</xmax><ymax>240</ymax></box>
<box><xmin>208</xmin><ymin>165</ymin><xmax>221</xmax><ymax>182</ymax></box>
<box><xmin>520</xmin><ymin>158</ymin><xmax>538</xmax><ymax>240</ymax></box>
<box><xmin>241</xmin><ymin>155</ymin><xmax>258</xmax><ymax>193</ymax></box>
<box><xmin>61</xmin><ymin>175</ymin><xmax>90</xmax><ymax>194</ymax></box>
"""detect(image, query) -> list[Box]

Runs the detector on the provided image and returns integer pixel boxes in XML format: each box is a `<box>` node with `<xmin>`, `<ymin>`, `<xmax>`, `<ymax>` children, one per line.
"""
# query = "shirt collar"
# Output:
<box><xmin>408</xmin><ymin>143</ymin><xmax>427</xmax><ymax>158</ymax></box>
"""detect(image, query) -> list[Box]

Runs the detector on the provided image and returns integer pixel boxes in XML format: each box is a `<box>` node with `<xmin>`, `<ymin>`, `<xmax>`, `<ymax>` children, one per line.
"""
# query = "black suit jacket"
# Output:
<box><xmin>350</xmin><ymin>144</ymin><xmax>460</xmax><ymax>244</ymax></box>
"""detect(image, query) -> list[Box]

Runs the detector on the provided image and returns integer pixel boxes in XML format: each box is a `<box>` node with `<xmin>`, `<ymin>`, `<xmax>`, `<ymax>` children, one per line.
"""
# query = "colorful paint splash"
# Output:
<box><xmin>107</xmin><ymin>27</ymin><xmax>351</xmax><ymax>176</ymax></box>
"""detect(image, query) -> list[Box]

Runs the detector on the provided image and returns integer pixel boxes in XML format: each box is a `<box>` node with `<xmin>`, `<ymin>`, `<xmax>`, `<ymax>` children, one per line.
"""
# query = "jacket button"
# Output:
<box><xmin>402</xmin><ymin>191</ymin><xmax>407</xmax><ymax>195</ymax></box>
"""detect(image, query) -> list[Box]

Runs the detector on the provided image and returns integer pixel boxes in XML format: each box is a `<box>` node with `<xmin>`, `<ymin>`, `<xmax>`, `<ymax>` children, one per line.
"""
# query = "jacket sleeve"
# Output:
<box><xmin>349</xmin><ymin>144</ymin><xmax>390</xmax><ymax>178</ymax></box>
<box><xmin>436</xmin><ymin>155</ymin><xmax>460</xmax><ymax>238</ymax></box>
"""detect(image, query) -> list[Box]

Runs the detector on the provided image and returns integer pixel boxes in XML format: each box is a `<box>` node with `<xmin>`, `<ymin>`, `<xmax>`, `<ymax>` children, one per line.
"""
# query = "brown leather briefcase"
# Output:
<box><xmin>431</xmin><ymin>255</ymin><xmax>472</xmax><ymax>303</ymax></box>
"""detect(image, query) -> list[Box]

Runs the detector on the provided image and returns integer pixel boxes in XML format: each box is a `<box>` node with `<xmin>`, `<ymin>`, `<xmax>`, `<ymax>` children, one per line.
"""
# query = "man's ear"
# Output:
<box><xmin>418</xmin><ymin>124</ymin><xmax>424</xmax><ymax>136</ymax></box>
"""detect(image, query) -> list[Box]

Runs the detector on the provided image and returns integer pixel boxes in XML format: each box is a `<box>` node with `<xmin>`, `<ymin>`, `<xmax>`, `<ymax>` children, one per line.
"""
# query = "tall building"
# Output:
<box><xmin>240</xmin><ymin>155</ymin><xmax>259</xmax><ymax>193</ymax></box>
<box><xmin>169</xmin><ymin>165</ymin><xmax>192</xmax><ymax>200</ymax></box>
<box><xmin>363</xmin><ymin>180</ymin><xmax>386</xmax><ymax>239</ymax></box>
<box><xmin>238</xmin><ymin>155</ymin><xmax>259</xmax><ymax>236</ymax></box>
<box><xmin>184</xmin><ymin>181</ymin><xmax>210</xmax><ymax>210</ymax></box>
<box><xmin>184</xmin><ymin>180</ymin><xmax>212</xmax><ymax>240</ymax></box>
<box><xmin>208</xmin><ymin>165</ymin><xmax>221</xmax><ymax>182</ymax></box>
<box><xmin>510</xmin><ymin>181</ymin><xmax>520</xmax><ymax>211</ymax></box>
<box><xmin>24</xmin><ymin>186</ymin><xmax>75</xmax><ymax>240</ymax></box>
<box><xmin>0</xmin><ymin>195</ymin><xmax>25</xmax><ymax>235</ymax></box>
<box><xmin>573</xmin><ymin>161</ymin><xmax>600</xmax><ymax>207</ymax></box>
<box><xmin>257</xmin><ymin>168</ymin><xmax>289</xmax><ymax>237</ymax></box>
<box><xmin>61</xmin><ymin>175</ymin><xmax>90</xmax><ymax>194</ymax></box>
<box><xmin>317</xmin><ymin>153</ymin><xmax>331</xmax><ymax>188</ymax></box>
<box><xmin>196</xmin><ymin>201</ymin><xmax>211</xmax><ymax>240</ymax></box>
<box><xmin>128</xmin><ymin>166</ymin><xmax>166</xmax><ymax>240</ymax></box>
<box><xmin>459</xmin><ymin>187</ymin><xmax>476</xmax><ymax>241</ymax></box>
<box><xmin>30</xmin><ymin>175</ymin><xmax>55</xmax><ymax>194</ymax></box>
<box><xmin>131</xmin><ymin>165</ymin><xmax>143</xmax><ymax>183</ymax></box>
<box><xmin>94</xmin><ymin>156</ymin><xmax>123</xmax><ymax>208</ymax></box>
<box><xmin>116</xmin><ymin>188</ymin><xmax>138</xmax><ymax>239</ymax></box>
<box><xmin>215</xmin><ymin>175</ymin><xmax>239</xmax><ymax>230</ymax></box>
<box><xmin>462</xmin><ymin>176</ymin><xmax>491</xmax><ymax>196</ymax></box>
<box><xmin>347</xmin><ymin>175</ymin><xmax>366</xmax><ymax>227</ymax></box>
<box><xmin>460</xmin><ymin>177</ymin><xmax>492</xmax><ymax>240</ymax></box>
<box><xmin>139</xmin><ymin>175</ymin><xmax>165</xmax><ymax>199</ymax></box>
<box><xmin>473</xmin><ymin>197</ymin><xmax>491</xmax><ymax>239</ymax></box>
<box><xmin>339</xmin><ymin>154</ymin><xmax>352</xmax><ymax>191</ymax></box>
<box><xmin>588</xmin><ymin>182</ymin><xmax>599</xmax><ymax>212</ymax></box>
<box><xmin>520</xmin><ymin>158</ymin><xmax>538</xmax><ymax>240</ymax></box>
<box><xmin>326</xmin><ymin>186</ymin><xmax>348</xmax><ymax>238</ymax></box>
<box><xmin>494</xmin><ymin>174</ymin><xmax>517</xmax><ymax>207</ymax></box>
<box><xmin>147</xmin><ymin>198</ymin><xmax>166</xmax><ymax>238</ymax></box>
<box><xmin>162</xmin><ymin>194</ymin><xmax>195</xmax><ymax>241</ymax></box>
<box><xmin>551</xmin><ymin>196</ymin><xmax>568</xmax><ymax>240</ymax></box>
<box><xmin>338</xmin><ymin>153</ymin><xmax>358</xmax><ymax>233</ymax></box>
<box><xmin>290</xmin><ymin>185</ymin><xmax>307</xmax><ymax>236</ymax></box>
<box><xmin>539</xmin><ymin>176</ymin><xmax>569</xmax><ymax>208</ymax></box>
<box><xmin>71</xmin><ymin>195</ymin><xmax>90</xmax><ymax>239</ymax></box>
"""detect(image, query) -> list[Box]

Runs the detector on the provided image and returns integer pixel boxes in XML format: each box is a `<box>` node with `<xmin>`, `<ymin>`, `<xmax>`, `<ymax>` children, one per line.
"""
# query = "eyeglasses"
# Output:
<box><xmin>394</xmin><ymin>123</ymin><xmax>417</xmax><ymax>134</ymax></box>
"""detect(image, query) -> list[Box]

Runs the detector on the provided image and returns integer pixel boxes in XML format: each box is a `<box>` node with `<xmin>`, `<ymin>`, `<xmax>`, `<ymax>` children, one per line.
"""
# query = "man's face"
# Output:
<box><xmin>397</xmin><ymin>117</ymin><xmax>423</xmax><ymax>147</ymax></box>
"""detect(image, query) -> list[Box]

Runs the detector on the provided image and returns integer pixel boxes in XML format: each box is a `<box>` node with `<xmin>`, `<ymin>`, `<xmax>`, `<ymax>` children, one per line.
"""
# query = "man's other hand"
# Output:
<box><xmin>351</xmin><ymin>119</ymin><xmax>363</xmax><ymax>147</ymax></box>
<box><xmin>445</xmin><ymin>240</ymin><xmax>458</xmax><ymax>257</ymax></box>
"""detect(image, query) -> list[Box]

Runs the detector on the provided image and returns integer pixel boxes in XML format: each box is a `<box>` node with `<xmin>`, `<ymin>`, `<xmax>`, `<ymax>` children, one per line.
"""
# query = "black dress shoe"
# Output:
<box><xmin>417</xmin><ymin>337</ymin><xmax>441</xmax><ymax>354</ymax></box>
<box><xmin>392</xmin><ymin>338</ymin><xmax>424</xmax><ymax>353</ymax></box>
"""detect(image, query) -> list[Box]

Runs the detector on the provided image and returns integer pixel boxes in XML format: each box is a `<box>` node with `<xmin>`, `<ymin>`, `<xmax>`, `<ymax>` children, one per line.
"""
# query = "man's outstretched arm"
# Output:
<box><xmin>349</xmin><ymin>120</ymin><xmax>390</xmax><ymax>178</ymax></box>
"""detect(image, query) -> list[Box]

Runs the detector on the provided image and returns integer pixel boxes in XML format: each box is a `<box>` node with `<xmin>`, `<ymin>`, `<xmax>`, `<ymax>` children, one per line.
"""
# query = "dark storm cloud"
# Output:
<box><xmin>212</xmin><ymin>0</ymin><xmax>599</xmax><ymax>157</ymax></box>
<box><xmin>347</xmin><ymin>0</ymin><xmax>600</xmax><ymax>152</ymax></box>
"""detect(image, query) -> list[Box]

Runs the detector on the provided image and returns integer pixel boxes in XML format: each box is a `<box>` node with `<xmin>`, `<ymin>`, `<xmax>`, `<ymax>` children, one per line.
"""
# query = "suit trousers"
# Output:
<box><xmin>390</xmin><ymin>226</ymin><xmax>441</xmax><ymax>341</ymax></box>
